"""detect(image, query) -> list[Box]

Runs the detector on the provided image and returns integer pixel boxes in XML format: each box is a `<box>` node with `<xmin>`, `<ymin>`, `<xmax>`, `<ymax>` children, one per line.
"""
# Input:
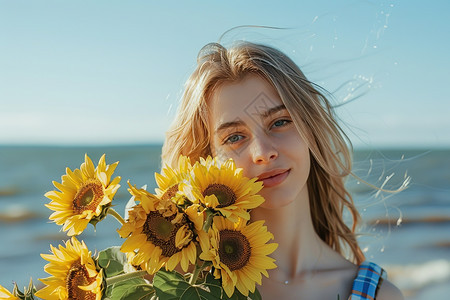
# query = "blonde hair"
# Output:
<box><xmin>162</xmin><ymin>41</ymin><xmax>365</xmax><ymax>264</ymax></box>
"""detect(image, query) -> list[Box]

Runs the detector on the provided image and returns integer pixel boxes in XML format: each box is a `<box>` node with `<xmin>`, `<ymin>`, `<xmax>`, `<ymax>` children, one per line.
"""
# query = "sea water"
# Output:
<box><xmin>0</xmin><ymin>145</ymin><xmax>449</xmax><ymax>299</ymax></box>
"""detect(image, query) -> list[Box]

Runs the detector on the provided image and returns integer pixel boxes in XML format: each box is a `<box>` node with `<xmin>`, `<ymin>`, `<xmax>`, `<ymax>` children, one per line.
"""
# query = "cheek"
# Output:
<box><xmin>215</xmin><ymin>146</ymin><xmax>244</xmax><ymax>165</ymax></box>
<box><xmin>210</xmin><ymin>139</ymin><xmax>226</xmax><ymax>162</ymax></box>
<box><xmin>281</xmin><ymin>131</ymin><xmax>311</xmax><ymax>174</ymax></box>
<box><xmin>284</xmin><ymin>131</ymin><xmax>309</xmax><ymax>158</ymax></box>
<box><xmin>296</xmin><ymin>146</ymin><xmax>311</xmax><ymax>186</ymax></box>
<box><xmin>209</xmin><ymin>135</ymin><xmax>225</xmax><ymax>158</ymax></box>
<box><xmin>211</xmin><ymin>143</ymin><xmax>253</xmax><ymax>176</ymax></box>
<box><xmin>210</xmin><ymin>139</ymin><xmax>234</xmax><ymax>163</ymax></box>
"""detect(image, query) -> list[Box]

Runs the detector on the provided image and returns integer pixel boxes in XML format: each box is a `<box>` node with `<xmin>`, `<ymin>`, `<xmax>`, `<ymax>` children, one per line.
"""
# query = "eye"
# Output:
<box><xmin>223</xmin><ymin>134</ymin><xmax>244</xmax><ymax>145</ymax></box>
<box><xmin>271</xmin><ymin>119</ymin><xmax>291</xmax><ymax>129</ymax></box>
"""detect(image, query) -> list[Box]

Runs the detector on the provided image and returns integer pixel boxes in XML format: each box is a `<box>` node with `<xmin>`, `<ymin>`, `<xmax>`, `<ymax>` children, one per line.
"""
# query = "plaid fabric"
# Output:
<box><xmin>349</xmin><ymin>261</ymin><xmax>386</xmax><ymax>300</ymax></box>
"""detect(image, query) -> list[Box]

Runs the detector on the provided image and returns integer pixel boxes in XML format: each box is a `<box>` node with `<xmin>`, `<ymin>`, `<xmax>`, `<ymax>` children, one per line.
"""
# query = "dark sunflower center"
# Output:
<box><xmin>218</xmin><ymin>229</ymin><xmax>251</xmax><ymax>271</ymax></box>
<box><xmin>66</xmin><ymin>260</ymin><xmax>96</xmax><ymax>300</ymax></box>
<box><xmin>73</xmin><ymin>181</ymin><xmax>104</xmax><ymax>214</ymax></box>
<box><xmin>203</xmin><ymin>184</ymin><xmax>237</xmax><ymax>208</ymax></box>
<box><xmin>161</xmin><ymin>184</ymin><xmax>179</xmax><ymax>201</ymax></box>
<box><xmin>142</xmin><ymin>211</ymin><xmax>188</xmax><ymax>257</ymax></box>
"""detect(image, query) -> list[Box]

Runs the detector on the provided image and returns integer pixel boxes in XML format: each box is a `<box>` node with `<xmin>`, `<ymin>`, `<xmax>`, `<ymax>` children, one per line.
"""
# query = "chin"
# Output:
<box><xmin>258</xmin><ymin>195</ymin><xmax>294</xmax><ymax>210</ymax></box>
<box><xmin>257</xmin><ymin>184</ymin><xmax>303</xmax><ymax>210</ymax></box>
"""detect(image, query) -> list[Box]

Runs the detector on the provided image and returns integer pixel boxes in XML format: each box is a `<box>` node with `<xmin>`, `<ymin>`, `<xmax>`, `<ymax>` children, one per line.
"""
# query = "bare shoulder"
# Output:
<box><xmin>376</xmin><ymin>279</ymin><xmax>404</xmax><ymax>300</ymax></box>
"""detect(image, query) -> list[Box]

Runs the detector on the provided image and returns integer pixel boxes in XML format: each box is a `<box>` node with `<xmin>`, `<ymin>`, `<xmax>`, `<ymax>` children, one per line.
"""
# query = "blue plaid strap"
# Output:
<box><xmin>349</xmin><ymin>261</ymin><xmax>386</xmax><ymax>300</ymax></box>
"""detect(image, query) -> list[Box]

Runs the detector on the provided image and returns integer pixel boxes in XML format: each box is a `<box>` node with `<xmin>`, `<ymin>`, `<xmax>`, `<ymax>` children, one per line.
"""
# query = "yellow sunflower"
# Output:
<box><xmin>183</xmin><ymin>156</ymin><xmax>264</xmax><ymax>222</ymax></box>
<box><xmin>155</xmin><ymin>155</ymin><xmax>192</xmax><ymax>204</ymax></box>
<box><xmin>0</xmin><ymin>284</ymin><xmax>18</xmax><ymax>300</ymax></box>
<box><xmin>118</xmin><ymin>182</ymin><xmax>204</xmax><ymax>275</ymax></box>
<box><xmin>35</xmin><ymin>237</ymin><xmax>104</xmax><ymax>300</ymax></box>
<box><xmin>199</xmin><ymin>216</ymin><xmax>278</xmax><ymax>297</ymax></box>
<box><xmin>45</xmin><ymin>154</ymin><xmax>121</xmax><ymax>236</ymax></box>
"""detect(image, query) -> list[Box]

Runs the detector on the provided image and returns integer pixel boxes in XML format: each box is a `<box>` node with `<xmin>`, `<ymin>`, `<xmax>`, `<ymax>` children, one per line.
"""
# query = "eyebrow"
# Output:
<box><xmin>215</xmin><ymin>119</ymin><xmax>246</xmax><ymax>134</ymax></box>
<box><xmin>215</xmin><ymin>104</ymin><xmax>287</xmax><ymax>134</ymax></box>
<box><xmin>259</xmin><ymin>104</ymin><xmax>287</xmax><ymax>119</ymax></box>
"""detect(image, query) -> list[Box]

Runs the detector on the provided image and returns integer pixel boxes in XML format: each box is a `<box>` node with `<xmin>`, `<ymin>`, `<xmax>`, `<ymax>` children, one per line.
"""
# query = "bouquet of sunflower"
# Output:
<box><xmin>0</xmin><ymin>154</ymin><xmax>277</xmax><ymax>300</ymax></box>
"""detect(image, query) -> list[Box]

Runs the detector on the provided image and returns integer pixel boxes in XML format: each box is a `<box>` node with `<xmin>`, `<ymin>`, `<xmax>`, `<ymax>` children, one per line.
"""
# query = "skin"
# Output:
<box><xmin>207</xmin><ymin>74</ymin><xmax>403</xmax><ymax>299</ymax></box>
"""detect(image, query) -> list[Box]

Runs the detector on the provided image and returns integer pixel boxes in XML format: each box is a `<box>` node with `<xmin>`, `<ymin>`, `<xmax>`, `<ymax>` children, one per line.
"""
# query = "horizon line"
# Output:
<box><xmin>0</xmin><ymin>143</ymin><xmax>449</xmax><ymax>152</ymax></box>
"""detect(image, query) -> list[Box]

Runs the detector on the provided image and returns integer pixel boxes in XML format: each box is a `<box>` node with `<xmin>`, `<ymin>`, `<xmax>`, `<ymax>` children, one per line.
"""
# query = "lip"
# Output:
<box><xmin>257</xmin><ymin>169</ymin><xmax>290</xmax><ymax>188</ymax></box>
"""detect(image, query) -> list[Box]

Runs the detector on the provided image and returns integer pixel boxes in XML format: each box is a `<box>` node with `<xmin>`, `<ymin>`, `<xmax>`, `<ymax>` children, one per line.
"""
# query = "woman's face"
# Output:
<box><xmin>208</xmin><ymin>74</ymin><xmax>310</xmax><ymax>209</ymax></box>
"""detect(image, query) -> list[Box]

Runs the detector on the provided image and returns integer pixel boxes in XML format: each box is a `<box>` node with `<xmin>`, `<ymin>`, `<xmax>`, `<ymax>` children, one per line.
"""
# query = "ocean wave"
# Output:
<box><xmin>368</xmin><ymin>215</ymin><xmax>450</xmax><ymax>226</ymax></box>
<box><xmin>0</xmin><ymin>204</ymin><xmax>41</xmax><ymax>223</ymax></box>
<box><xmin>386</xmin><ymin>259</ymin><xmax>450</xmax><ymax>297</ymax></box>
<box><xmin>0</xmin><ymin>186</ymin><xmax>18</xmax><ymax>197</ymax></box>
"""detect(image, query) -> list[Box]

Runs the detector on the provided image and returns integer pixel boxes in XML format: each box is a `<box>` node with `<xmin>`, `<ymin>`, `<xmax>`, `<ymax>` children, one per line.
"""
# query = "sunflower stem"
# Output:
<box><xmin>107</xmin><ymin>208</ymin><xmax>125</xmax><ymax>225</ymax></box>
<box><xmin>202</xmin><ymin>209</ymin><xmax>215</xmax><ymax>232</ymax></box>
<box><xmin>106</xmin><ymin>270</ymin><xmax>149</xmax><ymax>286</ymax></box>
<box><xmin>189</xmin><ymin>262</ymin><xmax>205</xmax><ymax>285</ymax></box>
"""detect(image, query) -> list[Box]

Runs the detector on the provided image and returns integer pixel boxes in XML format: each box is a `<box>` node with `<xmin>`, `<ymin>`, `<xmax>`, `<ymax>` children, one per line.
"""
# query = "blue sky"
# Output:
<box><xmin>1</xmin><ymin>0</ymin><xmax>449</xmax><ymax>148</ymax></box>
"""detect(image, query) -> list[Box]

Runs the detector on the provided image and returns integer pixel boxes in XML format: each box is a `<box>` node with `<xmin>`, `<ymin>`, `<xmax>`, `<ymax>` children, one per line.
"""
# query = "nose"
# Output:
<box><xmin>250</xmin><ymin>134</ymin><xmax>278</xmax><ymax>164</ymax></box>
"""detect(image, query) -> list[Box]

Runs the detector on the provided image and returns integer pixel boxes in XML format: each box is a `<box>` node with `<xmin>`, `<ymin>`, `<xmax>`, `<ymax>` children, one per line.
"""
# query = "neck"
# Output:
<box><xmin>250</xmin><ymin>187</ymin><xmax>328</xmax><ymax>283</ymax></box>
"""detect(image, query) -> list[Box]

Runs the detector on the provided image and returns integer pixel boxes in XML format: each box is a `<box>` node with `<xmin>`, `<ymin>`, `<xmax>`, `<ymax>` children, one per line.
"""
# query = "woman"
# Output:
<box><xmin>161</xmin><ymin>41</ymin><xmax>404</xmax><ymax>299</ymax></box>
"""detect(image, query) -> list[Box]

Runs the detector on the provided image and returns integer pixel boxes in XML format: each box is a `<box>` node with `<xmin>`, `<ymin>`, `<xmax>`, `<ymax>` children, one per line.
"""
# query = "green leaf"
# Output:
<box><xmin>104</xmin><ymin>283</ymin><xmax>114</xmax><ymax>299</ymax></box>
<box><xmin>154</xmin><ymin>270</ymin><xmax>222</xmax><ymax>300</ymax></box>
<box><xmin>109</xmin><ymin>277</ymin><xmax>155</xmax><ymax>300</ymax></box>
<box><xmin>118</xmin><ymin>284</ymin><xmax>155</xmax><ymax>300</ymax></box>
<box><xmin>153</xmin><ymin>270</ymin><xmax>186</xmax><ymax>299</ymax></box>
<box><xmin>203</xmin><ymin>273</ymin><xmax>223</xmax><ymax>298</ymax></box>
<box><xmin>97</xmin><ymin>246</ymin><xmax>128</xmax><ymax>277</ymax></box>
<box><xmin>222</xmin><ymin>290</ymin><xmax>245</xmax><ymax>300</ymax></box>
<box><xmin>222</xmin><ymin>286</ymin><xmax>261</xmax><ymax>300</ymax></box>
<box><xmin>202</xmin><ymin>273</ymin><xmax>261</xmax><ymax>300</ymax></box>
<box><xmin>249</xmin><ymin>288</ymin><xmax>262</xmax><ymax>300</ymax></box>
